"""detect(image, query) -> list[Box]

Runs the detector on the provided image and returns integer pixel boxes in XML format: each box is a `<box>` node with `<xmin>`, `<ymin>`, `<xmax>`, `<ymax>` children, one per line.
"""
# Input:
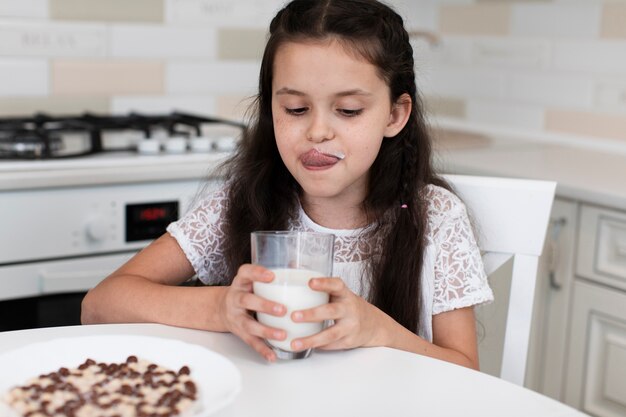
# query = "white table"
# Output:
<box><xmin>0</xmin><ymin>323</ymin><xmax>588</xmax><ymax>417</ymax></box>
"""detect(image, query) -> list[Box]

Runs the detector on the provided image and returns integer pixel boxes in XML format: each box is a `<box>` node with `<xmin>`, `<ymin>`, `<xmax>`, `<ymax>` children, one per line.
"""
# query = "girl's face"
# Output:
<box><xmin>271</xmin><ymin>39</ymin><xmax>410</xmax><ymax>208</ymax></box>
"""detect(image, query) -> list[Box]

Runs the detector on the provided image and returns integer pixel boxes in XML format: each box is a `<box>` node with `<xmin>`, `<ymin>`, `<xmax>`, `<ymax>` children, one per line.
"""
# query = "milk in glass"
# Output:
<box><xmin>253</xmin><ymin>268</ymin><xmax>329</xmax><ymax>352</ymax></box>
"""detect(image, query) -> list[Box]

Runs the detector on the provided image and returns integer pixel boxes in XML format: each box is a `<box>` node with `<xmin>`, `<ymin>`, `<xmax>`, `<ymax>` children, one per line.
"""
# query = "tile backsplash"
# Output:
<box><xmin>0</xmin><ymin>0</ymin><xmax>625</xmax><ymax>144</ymax></box>
<box><xmin>417</xmin><ymin>0</ymin><xmax>626</xmax><ymax>143</ymax></box>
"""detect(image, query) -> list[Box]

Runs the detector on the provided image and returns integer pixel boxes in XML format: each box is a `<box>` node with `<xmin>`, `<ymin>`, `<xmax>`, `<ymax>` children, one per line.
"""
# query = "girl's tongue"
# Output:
<box><xmin>300</xmin><ymin>149</ymin><xmax>341</xmax><ymax>168</ymax></box>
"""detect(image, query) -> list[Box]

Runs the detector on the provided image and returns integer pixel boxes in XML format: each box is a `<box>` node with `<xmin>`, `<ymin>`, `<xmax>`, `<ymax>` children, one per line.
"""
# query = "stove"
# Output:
<box><xmin>0</xmin><ymin>112</ymin><xmax>243</xmax><ymax>331</ymax></box>
<box><xmin>0</xmin><ymin>111</ymin><xmax>245</xmax><ymax>160</ymax></box>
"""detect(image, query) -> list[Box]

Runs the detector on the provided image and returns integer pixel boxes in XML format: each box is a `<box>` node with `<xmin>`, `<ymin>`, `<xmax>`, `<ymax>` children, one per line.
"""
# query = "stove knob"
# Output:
<box><xmin>137</xmin><ymin>139</ymin><xmax>161</xmax><ymax>154</ymax></box>
<box><xmin>165</xmin><ymin>137</ymin><xmax>188</xmax><ymax>154</ymax></box>
<box><xmin>190</xmin><ymin>136</ymin><xmax>213</xmax><ymax>153</ymax></box>
<box><xmin>214</xmin><ymin>135</ymin><xmax>237</xmax><ymax>152</ymax></box>
<box><xmin>86</xmin><ymin>217</ymin><xmax>108</xmax><ymax>242</ymax></box>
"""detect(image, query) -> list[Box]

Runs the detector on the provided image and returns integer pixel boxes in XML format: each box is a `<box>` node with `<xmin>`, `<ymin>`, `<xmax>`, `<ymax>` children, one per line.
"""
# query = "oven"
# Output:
<box><xmin>0</xmin><ymin>112</ymin><xmax>239</xmax><ymax>331</ymax></box>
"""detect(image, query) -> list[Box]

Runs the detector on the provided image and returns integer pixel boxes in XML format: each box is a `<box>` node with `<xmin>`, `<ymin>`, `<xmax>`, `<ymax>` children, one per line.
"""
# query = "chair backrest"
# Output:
<box><xmin>443</xmin><ymin>174</ymin><xmax>556</xmax><ymax>386</ymax></box>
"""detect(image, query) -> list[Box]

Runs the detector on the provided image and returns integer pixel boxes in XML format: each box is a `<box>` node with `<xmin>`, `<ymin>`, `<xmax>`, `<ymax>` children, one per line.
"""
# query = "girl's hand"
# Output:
<box><xmin>217</xmin><ymin>264</ymin><xmax>287</xmax><ymax>361</ymax></box>
<box><xmin>289</xmin><ymin>277</ymin><xmax>383</xmax><ymax>351</ymax></box>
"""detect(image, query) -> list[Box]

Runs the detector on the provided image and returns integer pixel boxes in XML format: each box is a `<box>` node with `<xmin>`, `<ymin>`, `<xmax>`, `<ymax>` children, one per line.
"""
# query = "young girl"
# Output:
<box><xmin>82</xmin><ymin>0</ymin><xmax>493</xmax><ymax>368</ymax></box>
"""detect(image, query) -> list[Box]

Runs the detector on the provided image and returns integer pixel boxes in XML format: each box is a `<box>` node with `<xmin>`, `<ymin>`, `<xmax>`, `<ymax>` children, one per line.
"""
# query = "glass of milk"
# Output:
<box><xmin>251</xmin><ymin>231</ymin><xmax>335</xmax><ymax>360</ymax></box>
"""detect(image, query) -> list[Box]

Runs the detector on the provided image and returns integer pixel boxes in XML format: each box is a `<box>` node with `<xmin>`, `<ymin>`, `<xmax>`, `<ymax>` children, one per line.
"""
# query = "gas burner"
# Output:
<box><xmin>0</xmin><ymin>118</ymin><xmax>94</xmax><ymax>159</ymax></box>
<box><xmin>0</xmin><ymin>112</ymin><xmax>245</xmax><ymax>160</ymax></box>
<box><xmin>0</xmin><ymin>131</ymin><xmax>64</xmax><ymax>159</ymax></box>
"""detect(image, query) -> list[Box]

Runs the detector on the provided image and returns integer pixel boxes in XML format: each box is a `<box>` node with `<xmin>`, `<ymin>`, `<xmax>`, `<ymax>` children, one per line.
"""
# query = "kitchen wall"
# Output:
<box><xmin>414</xmin><ymin>0</ymin><xmax>626</xmax><ymax>145</ymax></box>
<box><xmin>0</xmin><ymin>0</ymin><xmax>282</xmax><ymax>121</ymax></box>
<box><xmin>1</xmin><ymin>0</ymin><xmax>625</xmax><ymax>145</ymax></box>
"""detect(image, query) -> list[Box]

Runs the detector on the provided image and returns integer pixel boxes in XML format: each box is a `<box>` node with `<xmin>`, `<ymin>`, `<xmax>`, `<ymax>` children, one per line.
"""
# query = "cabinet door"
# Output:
<box><xmin>525</xmin><ymin>198</ymin><xmax>578</xmax><ymax>399</ymax></box>
<box><xmin>564</xmin><ymin>280</ymin><xmax>626</xmax><ymax>417</ymax></box>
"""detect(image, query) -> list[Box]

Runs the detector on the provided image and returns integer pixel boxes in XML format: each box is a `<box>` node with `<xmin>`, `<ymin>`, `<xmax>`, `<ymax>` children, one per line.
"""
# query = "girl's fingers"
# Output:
<box><xmin>238</xmin><ymin>318</ymin><xmax>283</xmax><ymax>362</ymax></box>
<box><xmin>292</xmin><ymin>277</ymin><xmax>352</xmax><ymax>322</ymax></box>
<box><xmin>241</xmin><ymin>316</ymin><xmax>287</xmax><ymax>342</ymax></box>
<box><xmin>291</xmin><ymin>302</ymin><xmax>343</xmax><ymax>323</ymax></box>
<box><xmin>308</xmin><ymin>277</ymin><xmax>346</xmax><ymax>296</ymax></box>
<box><xmin>238</xmin><ymin>292</ymin><xmax>285</xmax><ymax>317</ymax></box>
<box><xmin>290</xmin><ymin>324</ymin><xmax>344</xmax><ymax>352</ymax></box>
<box><xmin>234</xmin><ymin>264</ymin><xmax>275</xmax><ymax>285</ymax></box>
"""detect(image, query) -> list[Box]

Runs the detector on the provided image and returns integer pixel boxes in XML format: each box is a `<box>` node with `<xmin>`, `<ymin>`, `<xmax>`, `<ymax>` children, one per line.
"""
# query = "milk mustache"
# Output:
<box><xmin>253</xmin><ymin>268</ymin><xmax>329</xmax><ymax>352</ymax></box>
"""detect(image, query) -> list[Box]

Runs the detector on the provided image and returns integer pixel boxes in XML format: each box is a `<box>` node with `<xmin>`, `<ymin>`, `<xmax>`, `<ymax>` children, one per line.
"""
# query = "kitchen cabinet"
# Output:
<box><xmin>526</xmin><ymin>200</ymin><xmax>626</xmax><ymax>417</ymax></box>
<box><xmin>565</xmin><ymin>204</ymin><xmax>626</xmax><ymax>417</ymax></box>
<box><xmin>565</xmin><ymin>280</ymin><xmax>626</xmax><ymax>417</ymax></box>
<box><xmin>525</xmin><ymin>198</ymin><xmax>578</xmax><ymax>399</ymax></box>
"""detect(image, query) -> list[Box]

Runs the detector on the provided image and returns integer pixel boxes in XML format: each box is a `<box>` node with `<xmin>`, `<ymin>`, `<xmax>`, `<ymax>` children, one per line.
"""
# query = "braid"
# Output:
<box><xmin>369</xmin><ymin>107</ymin><xmax>425</xmax><ymax>331</ymax></box>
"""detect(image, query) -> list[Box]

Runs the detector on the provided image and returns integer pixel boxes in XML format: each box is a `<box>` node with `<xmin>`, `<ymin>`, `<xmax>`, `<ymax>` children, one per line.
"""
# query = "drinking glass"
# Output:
<box><xmin>251</xmin><ymin>231</ymin><xmax>335</xmax><ymax>360</ymax></box>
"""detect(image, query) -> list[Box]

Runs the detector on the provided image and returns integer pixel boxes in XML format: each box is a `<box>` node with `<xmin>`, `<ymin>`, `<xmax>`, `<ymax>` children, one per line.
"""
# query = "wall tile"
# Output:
<box><xmin>52</xmin><ymin>60</ymin><xmax>165</xmax><ymax>95</ymax></box>
<box><xmin>423</xmin><ymin>68</ymin><xmax>505</xmax><ymax>99</ymax></box>
<box><xmin>601</xmin><ymin>4</ymin><xmax>626</xmax><ymax>38</ymax></box>
<box><xmin>511</xmin><ymin>4</ymin><xmax>602</xmax><ymax>38</ymax></box>
<box><xmin>594</xmin><ymin>80</ymin><xmax>626</xmax><ymax>112</ymax></box>
<box><xmin>471</xmin><ymin>38</ymin><xmax>551</xmax><ymax>69</ymax></box>
<box><xmin>466</xmin><ymin>99</ymin><xmax>545</xmax><ymax>130</ymax></box>
<box><xmin>546</xmin><ymin>109</ymin><xmax>626</xmax><ymax>141</ymax></box>
<box><xmin>50</xmin><ymin>0</ymin><xmax>163</xmax><ymax>23</ymax></box>
<box><xmin>424</xmin><ymin>96</ymin><xmax>467</xmax><ymax>118</ymax></box>
<box><xmin>386</xmin><ymin>0</ymin><xmax>439</xmax><ymax>31</ymax></box>
<box><xmin>0</xmin><ymin>59</ymin><xmax>48</xmax><ymax>96</ymax></box>
<box><xmin>0</xmin><ymin>0</ymin><xmax>47</xmax><ymax>18</ymax></box>
<box><xmin>216</xmin><ymin>94</ymin><xmax>255</xmax><ymax>121</ymax></box>
<box><xmin>553</xmin><ymin>41</ymin><xmax>626</xmax><ymax>74</ymax></box>
<box><xmin>0</xmin><ymin>96</ymin><xmax>109</xmax><ymax>117</ymax></box>
<box><xmin>111</xmin><ymin>95</ymin><xmax>216</xmax><ymax>116</ymax></box>
<box><xmin>505</xmin><ymin>74</ymin><xmax>594</xmax><ymax>108</ymax></box>
<box><xmin>218</xmin><ymin>29</ymin><xmax>266</xmax><ymax>60</ymax></box>
<box><xmin>0</xmin><ymin>21</ymin><xmax>106</xmax><ymax>57</ymax></box>
<box><xmin>428</xmin><ymin>37</ymin><xmax>473</xmax><ymax>67</ymax></box>
<box><xmin>111</xmin><ymin>25</ymin><xmax>217</xmax><ymax>58</ymax></box>
<box><xmin>165</xmin><ymin>0</ymin><xmax>283</xmax><ymax>27</ymax></box>
<box><xmin>412</xmin><ymin>41</ymin><xmax>442</xmax><ymax>87</ymax></box>
<box><xmin>439</xmin><ymin>4</ymin><xmax>511</xmax><ymax>36</ymax></box>
<box><xmin>167</xmin><ymin>61</ymin><xmax>260</xmax><ymax>95</ymax></box>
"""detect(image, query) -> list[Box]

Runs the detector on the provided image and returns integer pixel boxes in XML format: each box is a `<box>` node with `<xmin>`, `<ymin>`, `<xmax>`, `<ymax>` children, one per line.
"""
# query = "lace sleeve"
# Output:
<box><xmin>430</xmin><ymin>188</ymin><xmax>494</xmax><ymax>315</ymax></box>
<box><xmin>166</xmin><ymin>187</ymin><xmax>230</xmax><ymax>285</ymax></box>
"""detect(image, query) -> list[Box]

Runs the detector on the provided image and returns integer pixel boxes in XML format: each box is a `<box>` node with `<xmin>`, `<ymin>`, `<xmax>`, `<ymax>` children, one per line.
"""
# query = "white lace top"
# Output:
<box><xmin>167</xmin><ymin>185</ymin><xmax>494</xmax><ymax>342</ymax></box>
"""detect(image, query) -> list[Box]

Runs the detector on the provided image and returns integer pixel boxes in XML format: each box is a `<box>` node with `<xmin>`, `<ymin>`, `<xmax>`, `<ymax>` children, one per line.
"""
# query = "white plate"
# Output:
<box><xmin>0</xmin><ymin>334</ymin><xmax>241</xmax><ymax>416</ymax></box>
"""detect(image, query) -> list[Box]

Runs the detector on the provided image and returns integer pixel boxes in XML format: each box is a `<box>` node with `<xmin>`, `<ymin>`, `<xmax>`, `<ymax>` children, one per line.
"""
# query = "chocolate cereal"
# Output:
<box><xmin>2</xmin><ymin>356</ymin><xmax>198</xmax><ymax>417</ymax></box>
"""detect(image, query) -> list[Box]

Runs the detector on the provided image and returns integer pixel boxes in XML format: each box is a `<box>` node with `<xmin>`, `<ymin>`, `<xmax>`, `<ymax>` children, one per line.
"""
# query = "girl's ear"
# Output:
<box><xmin>384</xmin><ymin>93</ymin><xmax>412</xmax><ymax>138</ymax></box>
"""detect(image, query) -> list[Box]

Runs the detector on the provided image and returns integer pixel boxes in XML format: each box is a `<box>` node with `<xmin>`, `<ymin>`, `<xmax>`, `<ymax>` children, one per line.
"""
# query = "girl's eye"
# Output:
<box><xmin>338</xmin><ymin>108</ymin><xmax>363</xmax><ymax>117</ymax></box>
<box><xmin>285</xmin><ymin>107</ymin><xmax>308</xmax><ymax>116</ymax></box>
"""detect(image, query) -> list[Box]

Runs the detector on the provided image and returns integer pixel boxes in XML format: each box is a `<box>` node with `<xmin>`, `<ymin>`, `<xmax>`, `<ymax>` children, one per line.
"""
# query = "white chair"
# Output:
<box><xmin>444</xmin><ymin>174</ymin><xmax>556</xmax><ymax>387</ymax></box>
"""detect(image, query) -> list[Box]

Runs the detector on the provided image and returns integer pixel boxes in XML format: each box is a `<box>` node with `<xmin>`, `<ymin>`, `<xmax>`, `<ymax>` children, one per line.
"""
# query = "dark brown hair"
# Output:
<box><xmin>221</xmin><ymin>0</ymin><xmax>448</xmax><ymax>333</ymax></box>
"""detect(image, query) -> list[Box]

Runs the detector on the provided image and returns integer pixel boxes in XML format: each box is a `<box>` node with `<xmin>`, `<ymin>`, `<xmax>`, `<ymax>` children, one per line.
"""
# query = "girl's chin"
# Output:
<box><xmin>299</xmin><ymin>184</ymin><xmax>364</xmax><ymax>202</ymax></box>
<box><xmin>299</xmin><ymin>185</ymin><xmax>341</xmax><ymax>199</ymax></box>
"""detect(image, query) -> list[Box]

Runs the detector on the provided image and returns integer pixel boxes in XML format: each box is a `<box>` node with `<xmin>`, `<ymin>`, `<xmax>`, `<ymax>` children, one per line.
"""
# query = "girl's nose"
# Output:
<box><xmin>306</xmin><ymin>111</ymin><xmax>334</xmax><ymax>142</ymax></box>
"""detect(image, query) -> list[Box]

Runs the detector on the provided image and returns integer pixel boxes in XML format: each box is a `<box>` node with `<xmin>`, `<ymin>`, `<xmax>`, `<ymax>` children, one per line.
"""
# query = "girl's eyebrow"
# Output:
<box><xmin>275</xmin><ymin>87</ymin><xmax>372</xmax><ymax>97</ymax></box>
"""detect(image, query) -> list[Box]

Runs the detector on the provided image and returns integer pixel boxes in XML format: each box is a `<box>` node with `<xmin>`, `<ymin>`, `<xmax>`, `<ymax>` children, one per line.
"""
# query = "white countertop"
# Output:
<box><xmin>0</xmin><ymin>323</ymin><xmax>589</xmax><ymax>417</ymax></box>
<box><xmin>0</xmin><ymin>151</ymin><xmax>229</xmax><ymax>191</ymax></box>
<box><xmin>433</xmin><ymin>129</ymin><xmax>626</xmax><ymax>210</ymax></box>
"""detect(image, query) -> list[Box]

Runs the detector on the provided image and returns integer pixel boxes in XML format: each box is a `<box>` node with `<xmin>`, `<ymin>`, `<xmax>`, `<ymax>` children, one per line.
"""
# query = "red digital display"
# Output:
<box><xmin>125</xmin><ymin>201</ymin><xmax>178</xmax><ymax>242</ymax></box>
<box><xmin>139</xmin><ymin>207</ymin><xmax>168</xmax><ymax>222</ymax></box>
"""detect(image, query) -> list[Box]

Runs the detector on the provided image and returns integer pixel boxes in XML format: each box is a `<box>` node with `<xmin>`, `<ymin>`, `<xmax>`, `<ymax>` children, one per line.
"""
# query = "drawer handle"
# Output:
<box><xmin>548</xmin><ymin>217</ymin><xmax>567</xmax><ymax>290</ymax></box>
